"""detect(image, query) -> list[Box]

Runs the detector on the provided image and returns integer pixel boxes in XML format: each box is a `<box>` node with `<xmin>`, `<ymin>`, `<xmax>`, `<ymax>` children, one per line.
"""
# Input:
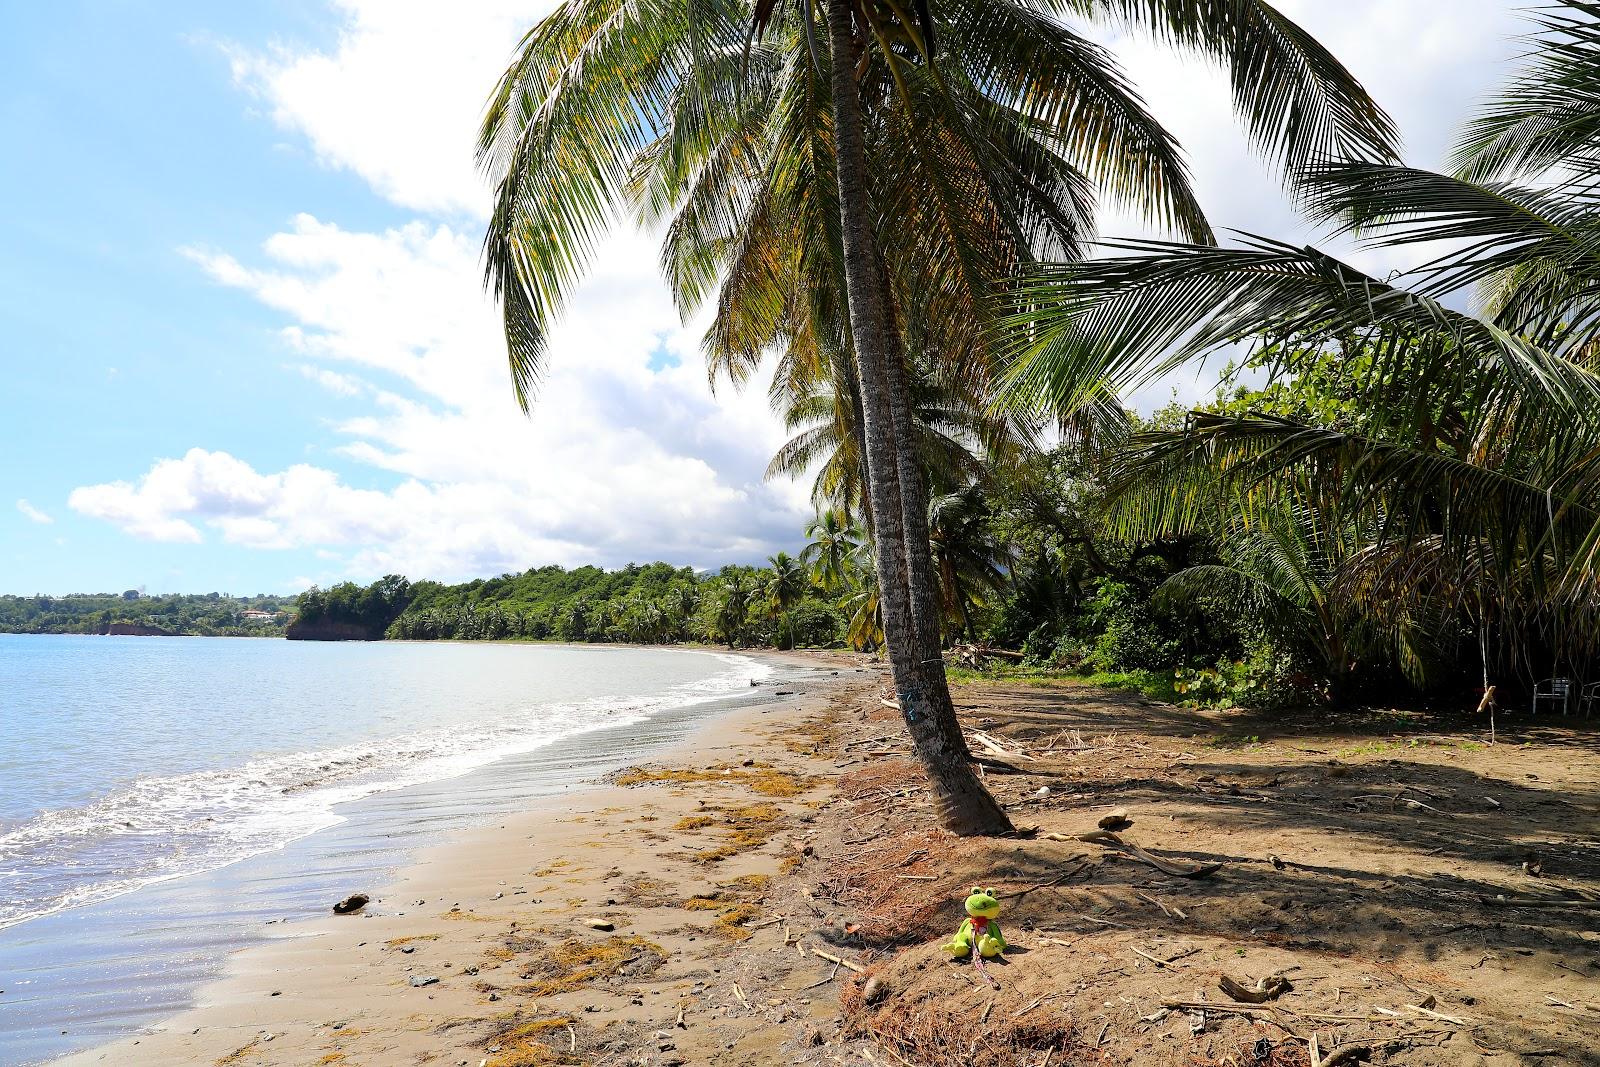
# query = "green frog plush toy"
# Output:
<box><xmin>943</xmin><ymin>886</ymin><xmax>1006</xmax><ymax>959</ymax></box>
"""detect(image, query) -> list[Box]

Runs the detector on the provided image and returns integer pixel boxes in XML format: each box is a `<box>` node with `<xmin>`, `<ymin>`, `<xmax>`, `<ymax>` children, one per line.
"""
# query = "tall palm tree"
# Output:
<box><xmin>764</xmin><ymin>551</ymin><xmax>810</xmax><ymax>647</ymax></box>
<box><xmin>667</xmin><ymin>583</ymin><xmax>700</xmax><ymax>639</ymax></box>
<box><xmin>710</xmin><ymin>575</ymin><xmax>755</xmax><ymax>648</ymax></box>
<box><xmin>927</xmin><ymin>485</ymin><xmax>1011</xmax><ymax>641</ymax></box>
<box><xmin>800</xmin><ymin>509</ymin><xmax>864</xmax><ymax>592</ymax></box>
<box><xmin>768</xmin><ymin>358</ymin><xmax>1026</xmax><ymax>518</ymax></box>
<box><xmin>997</xmin><ymin>0</ymin><xmax>1600</xmax><ymax>686</ymax></box>
<box><xmin>479</xmin><ymin>0</ymin><xmax>1395</xmax><ymax>833</ymax></box>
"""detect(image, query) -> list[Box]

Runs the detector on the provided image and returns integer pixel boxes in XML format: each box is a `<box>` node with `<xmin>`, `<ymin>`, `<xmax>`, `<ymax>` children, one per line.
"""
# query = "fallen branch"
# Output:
<box><xmin>796</xmin><ymin>963</ymin><xmax>840</xmax><ymax>991</ymax></box>
<box><xmin>1131</xmin><ymin>946</ymin><xmax>1180</xmax><ymax>969</ymax></box>
<box><xmin>1309</xmin><ymin>1034</ymin><xmax>1372</xmax><ymax>1067</ymax></box>
<box><xmin>1404</xmin><ymin>1003</ymin><xmax>1468</xmax><ymax>1025</ymax></box>
<box><xmin>810</xmin><ymin>947</ymin><xmax>866</xmax><ymax>973</ymax></box>
<box><xmin>970</xmin><ymin>730</ymin><xmax>1036</xmax><ymax>762</ymax></box>
<box><xmin>1135</xmin><ymin>891</ymin><xmax>1186</xmax><ymax>919</ymax></box>
<box><xmin>1478</xmin><ymin>894</ymin><xmax>1600</xmax><ymax>910</ymax></box>
<box><xmin>1132</xmin><ymin>944</ymin><xmax>1199</xmax><ymax>969</ymax></box>
<box><xmin>1220</xmin><ymin>974</ymin><xmax>1293</xmax><ymax>1003</ymax></box>
<box><xmin>1056</xmin><ymin>829</ymin><xmax>1223</xmax><ymax>878</ymax></box>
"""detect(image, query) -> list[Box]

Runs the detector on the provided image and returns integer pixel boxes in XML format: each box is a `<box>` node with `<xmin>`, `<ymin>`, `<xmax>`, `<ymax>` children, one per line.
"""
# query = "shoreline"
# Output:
<box><xmin>46</xmin><ymin>649</ymin><xmax>878</xmax><ymax>1067</ymax></box>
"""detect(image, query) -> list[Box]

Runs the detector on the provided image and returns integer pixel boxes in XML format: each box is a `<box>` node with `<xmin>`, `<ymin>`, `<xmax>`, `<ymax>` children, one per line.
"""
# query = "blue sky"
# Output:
<box><xmin>0</xmin><ymin>1</ymin><xmax>1524</xmax><ymax>596</ymax></box>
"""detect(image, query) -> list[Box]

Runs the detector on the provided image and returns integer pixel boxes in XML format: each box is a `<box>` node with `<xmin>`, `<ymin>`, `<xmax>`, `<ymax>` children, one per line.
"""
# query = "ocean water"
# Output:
<box><xmin>0</xmin><ymin>635</ymin><xmax>793</xmax><ymax>1064</ymax></box>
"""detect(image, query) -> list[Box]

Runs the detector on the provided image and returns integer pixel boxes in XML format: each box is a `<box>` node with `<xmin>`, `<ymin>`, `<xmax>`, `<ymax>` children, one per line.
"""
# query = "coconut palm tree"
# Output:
<box><xmin>927</xmin><ymin>485</ymin><xmax>1011</xmax><ymax>642</ymax></box>
<box><xmin>764</xmin><ymin>551</ymin><xmax>810</xmax><ymax>647</ymax></box>
<box><xmin>480</xmin><ymin>0</ymin><xmax>1395</xmax><ymax>833</ymax></box>
<box><xmin>842</xmin><ymin>562</ymin><xmax>885</xmax><ymax>652</ymax></box>
<box><xmin>800</xmin><ymin>509</ymin><xmax>864</xmax><ymax>593</ymax></box>
<box><xmin>768</xmin><ymin>358</ymin><xmax>1026</xmax><ymax>518</ymax></box>
<box><xmin>709</xmin><ymin>574</ymin><xmax>756</xmax><ymax>648</ymax></box>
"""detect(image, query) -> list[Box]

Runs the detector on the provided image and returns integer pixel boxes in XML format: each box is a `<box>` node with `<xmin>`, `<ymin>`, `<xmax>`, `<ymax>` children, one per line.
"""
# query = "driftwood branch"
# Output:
<box><xmin>1220</xmin><ymin>973</ymin><xmax>1293</xmax><ymax>1003</ymax></box>
<box><xmin>1053</xmin><ymin>829</ymin><xmax>1223</xmax><ymax>878</ymax></box>
<box><xmin>810</xmin><ymin>947</ymin><xmax>866</xmax><ymax>973</ymax></box>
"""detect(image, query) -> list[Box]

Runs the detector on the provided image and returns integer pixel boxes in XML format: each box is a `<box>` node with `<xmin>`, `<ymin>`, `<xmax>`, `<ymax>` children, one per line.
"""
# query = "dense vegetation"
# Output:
<box><xmin>995</xmin><ymin>2</ymin><xmax>1600</xmax><ymax>717</ymax></box>
<box><xmin>0</xmin><ymin>592</ymin><xmax>293</xmax><ymax>636</ymax></box>
<box><xmin>301</xmin><ymin>0</ymin><xmax>1600</xmax><ymax>834</ymax></box>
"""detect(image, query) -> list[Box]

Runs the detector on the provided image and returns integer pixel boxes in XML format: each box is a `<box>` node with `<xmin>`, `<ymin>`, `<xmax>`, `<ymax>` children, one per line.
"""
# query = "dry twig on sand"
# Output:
<box><xmin>811</xmin><ymin>947</ymin><xmax>866</xmax><ymax>973</ymax></box>
<box><xmin>1219</xmin><ymin>973</ymin><xmax>1293</xmax><ymax>1003</ymax></box>
<box><xmin>1048</xmin><ymin>828</ymin><xmax>1223</xmax><ymax>878</ymax></box>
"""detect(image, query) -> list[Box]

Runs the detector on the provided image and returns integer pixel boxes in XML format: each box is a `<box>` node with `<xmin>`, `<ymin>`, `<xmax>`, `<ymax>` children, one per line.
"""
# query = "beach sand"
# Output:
<box><xmin>53</xmin><ymin>653</ymin><xmax>882</xmax><ymax>1067</ymax></box>
<box><xmin>49</xmin><ymin>661</ymin><xmax>1600</xmax><ymax>1066</ymax></box>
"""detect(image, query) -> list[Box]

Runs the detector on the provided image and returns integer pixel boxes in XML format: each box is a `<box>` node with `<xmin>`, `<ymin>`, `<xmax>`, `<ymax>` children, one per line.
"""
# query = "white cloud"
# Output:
<box><xmin>88</xmin><ymin>1</ymin><xmax>808</xmax><ymax>582</ymax></box>
<box><xmin>96</xmin><ymin>212</ymin><xmax>806</xmax><ymax>580</ymax></box>
<box><xmin>295</xmin><ymin>363</ymin><xmax>366</xmax><ymax>397</ymax></box>
<box><xmin>225</xmin><ymin>0</ymin><xmax>553</xmax><ymax>217</ymax></box>
<box><xmin>16</xmin><ymin>499</ymin><xmax>53</xmax><ymax>525</ymax></box>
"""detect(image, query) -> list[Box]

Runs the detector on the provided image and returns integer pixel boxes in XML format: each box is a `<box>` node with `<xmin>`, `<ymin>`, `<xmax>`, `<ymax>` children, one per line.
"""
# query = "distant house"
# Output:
<box><xmin>241</xmin><ymin>610</ymin><xmax>279</xmax><ymax>621</ymax></box>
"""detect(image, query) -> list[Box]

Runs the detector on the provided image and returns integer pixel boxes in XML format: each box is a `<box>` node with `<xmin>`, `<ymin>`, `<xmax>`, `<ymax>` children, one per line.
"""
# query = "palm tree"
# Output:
<box><xmin>800</xmin><ymin>509</ymin><xmax>863</xmax><ymax>592</ymax></box>
<box><xmin>768</xmin><ymin>356</ymin><xmax>1029</xmax><ymax>518</ymax></box>
<box><xmin>667</xmin><ymin>584</ymin><xmax>700</xmax><ymax>640</ymax></box>
<box><xmin>927</xmin><ymin>486</ymin><xmax>1010</xmax><ymax>642</ymax></box>
<box><xmin>842</xmin><ymin>561</ymin><xmax>885</xmax><ymax>652</ymax></box>
<box><xmin>480</xmin><ymin>0</ymin><xmax>1395</xmax><ymax>834</ymax></box>
<box><xmin>764</xmin><ymin>551</ymin><xmax>810</xmax><ymax>648</ymax></box>
<box><xmin>709</xmin><ymin>575</ymin><xmax>755</xmax><ymax>648</ymax></box>
<box><xmin>997</xmin><ymin>0</ymin><xmax>1600</xmax><ymax>689</ymax></box>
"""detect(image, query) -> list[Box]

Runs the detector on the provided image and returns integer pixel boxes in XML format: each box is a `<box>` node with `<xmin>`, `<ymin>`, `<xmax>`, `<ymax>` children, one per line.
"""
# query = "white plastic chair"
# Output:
<box><xmin>1532</xmin><ymin>676</ymin><xmax>1572</xmax><ymax>715</ymax></box>
<box><xmin>1581</xmin><ymin>681</ymin><xmax>1600</xmax><ymax>719</ymax></box>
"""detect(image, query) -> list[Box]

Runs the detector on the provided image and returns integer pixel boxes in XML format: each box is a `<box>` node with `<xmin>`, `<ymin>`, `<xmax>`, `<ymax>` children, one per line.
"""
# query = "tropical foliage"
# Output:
<box><xmin>381</xmin><ymin>561</ymin><xmax>852</xmax><ymax>649</ymax></box>
<box><xmin>0</xmin><ymin>592</ymin><xmax>292</xmax><ymax>637</ymax></box>
<box><xmin>997</xmin><ymin>0</ymin><xmax>1600</xmax><ymax>706</ymax></box>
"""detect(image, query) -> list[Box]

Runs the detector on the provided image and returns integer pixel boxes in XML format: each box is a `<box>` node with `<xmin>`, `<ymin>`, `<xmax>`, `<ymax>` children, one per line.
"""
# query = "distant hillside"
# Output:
<box><xmin>0</xmin><ymin>592</ymin><xmax>294</xmax><ymax>637</ymax></box>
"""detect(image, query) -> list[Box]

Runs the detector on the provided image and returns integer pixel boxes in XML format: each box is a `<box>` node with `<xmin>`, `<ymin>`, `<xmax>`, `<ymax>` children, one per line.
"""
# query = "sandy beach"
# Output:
<box><xmin>50</xmin><ymin>652</ymin><xmax>882</xmax><ymax>1067</ymax></box>
<box><xmin>44</xmin><ymin>660</ymin><xmax>1600</xmax><ymax>1067</ymax></box>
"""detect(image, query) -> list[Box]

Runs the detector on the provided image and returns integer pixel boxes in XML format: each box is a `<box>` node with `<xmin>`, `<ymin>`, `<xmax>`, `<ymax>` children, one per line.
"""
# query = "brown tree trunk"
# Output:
<box><xmin>822</xmin><ymin>0</ymin><xmax>1010</xmax><ymax>835</ymax></box>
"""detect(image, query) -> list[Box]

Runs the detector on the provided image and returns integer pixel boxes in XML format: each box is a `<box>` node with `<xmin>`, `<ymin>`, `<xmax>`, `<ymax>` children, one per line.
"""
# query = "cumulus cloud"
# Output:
<box><xmin>225</xmin><ymin>0</ymin><xmax>550</xmax><ymax>217</ymax></box>
<box><xmin>16</xmin><ymin>499</ymin><xmax>53</xmax><ymax>525</ymax></box>
<box><xmin>92</xmin><ymin>212</ymin><xmax>806</xmax><ymax>580</ymax></box>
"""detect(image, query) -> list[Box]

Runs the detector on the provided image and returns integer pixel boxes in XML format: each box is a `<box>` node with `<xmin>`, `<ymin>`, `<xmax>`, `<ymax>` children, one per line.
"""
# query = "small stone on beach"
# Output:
<box><xmin>409</xmin><ymin>975</ymin><xmax>439</xmax><ymax>987</ymax></box>
<box><xmin>332</xmin><ymin>893</ymin><xmax>369</xmax><ymax>915</ymax></box>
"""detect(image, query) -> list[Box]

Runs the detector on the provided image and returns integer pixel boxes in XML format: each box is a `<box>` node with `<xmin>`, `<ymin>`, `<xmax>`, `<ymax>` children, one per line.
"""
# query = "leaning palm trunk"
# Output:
<box><xmin>823</xmin><ymin>0</ymin><xmax>1010</xmax><ymax>835</ymax></box>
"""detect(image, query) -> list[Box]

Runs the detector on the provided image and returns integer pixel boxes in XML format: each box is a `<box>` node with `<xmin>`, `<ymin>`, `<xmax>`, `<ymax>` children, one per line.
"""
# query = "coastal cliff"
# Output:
<box><xmin>284</xmin><ymin>618</ymin><xmax>380</xmax><ymax>641</ymax></box>
<box><xmin>97</xmin><ymin>622</ymin><xmax>173</xmax><ymax>637</ymax></box>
